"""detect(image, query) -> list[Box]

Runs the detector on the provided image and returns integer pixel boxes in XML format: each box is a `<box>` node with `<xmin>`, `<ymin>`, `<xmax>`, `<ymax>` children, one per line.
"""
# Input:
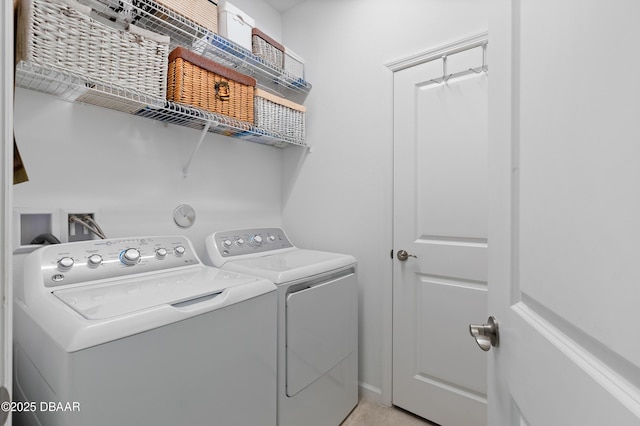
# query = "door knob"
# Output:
<box><xmin>469</xmin><ymin>316</ymin><xmax>499</xmax><ymax>351</ymax></box>
<box><xmin>397</xmin><ymin>250</ymin><xmax>417</xmax><ymax>261</ymax></box>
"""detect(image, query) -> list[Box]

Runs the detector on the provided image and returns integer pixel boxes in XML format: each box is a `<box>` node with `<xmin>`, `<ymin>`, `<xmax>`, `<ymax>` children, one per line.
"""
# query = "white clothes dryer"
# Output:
<box><xmin>13</xmin><ymin>236</ymin><xmax>277</xmax><ymax>426</ymax></box>
<box><xmin>205</xmin><ymin>228</ymin><xmax>358</xmax><ymax>426</ymax></box>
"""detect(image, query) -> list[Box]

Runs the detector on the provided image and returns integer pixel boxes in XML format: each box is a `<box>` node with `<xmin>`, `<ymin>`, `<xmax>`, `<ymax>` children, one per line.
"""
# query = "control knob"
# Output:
<box><xmin>174</xmin><ymin>246</ymin><xmax>186</xmax><ymax>256</ymax></box>
<box><xmin>87</xmin><ymin>254</ymin><xmax>103</xmax><ymax>268</ymax></box>
<box><xmin>156</xmin><ymin>248</ymin><xmax>168</xmax><ymax>259</ymax></box>
<box><xmin>120</xmin><ymin>248</ymin><xmax>141</xmax><ymax>266</ymax></box>
<box><xmin>252</xmin><ymin>235</ymin><xmax>263</xmax><ymax>246</ymax></box>
<box><xmin>267</xmin><ymin>235</ymin><xmax>276</xmax><ymax>243</ymax></box>
<box><xmin>57</xmin><ymin>257</ymin><xmax>74</xmax><ymax>271</ymax></box>
<box><xmin>222</xmin><ymin>239</ymin><xmax>233</xmax><ymax>248</ymax></box>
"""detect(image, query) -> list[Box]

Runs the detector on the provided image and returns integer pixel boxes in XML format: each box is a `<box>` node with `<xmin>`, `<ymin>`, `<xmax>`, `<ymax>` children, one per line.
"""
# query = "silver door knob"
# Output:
<box><xmin>469</xmin><ymin>316</ymin><xmax>499</xmax><ymax>351</ymax></box>
<box><xmin>397</xmin><ymin>250</ymin><xmax>417</xmax><ymax>261</ymax></box>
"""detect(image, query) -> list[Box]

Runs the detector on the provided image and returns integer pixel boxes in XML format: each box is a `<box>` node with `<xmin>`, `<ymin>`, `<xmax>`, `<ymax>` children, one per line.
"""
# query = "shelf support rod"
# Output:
<box><xmin>183</xmin><ymin>122</ymin><xmax>212</xmax><ymax>177</ymax></box>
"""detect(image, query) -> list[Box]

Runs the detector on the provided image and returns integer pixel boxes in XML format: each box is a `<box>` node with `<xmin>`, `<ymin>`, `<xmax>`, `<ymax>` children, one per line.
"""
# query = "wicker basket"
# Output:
<box><xmin>154</xmin><ymin>0</ymin><xmax>218</xmax><ymax>34</ymax></box>
<box><xmin>284</xmin><ymin>47</ymin><xmax>304</xmax><ymax>80</ymax></box>
<box><xmin>252</xmin><ymin>28</ymin><xmax>284</xmax><ymax>70</ymax></box>
<box><xmin>254</xmin><ymin>89</ymin><xmax>305</xmax><ymax>143</ymax></box>
<box><xmin>17</xmin><ymin>0</ymin><xmax>169</xmax><ymax>99</ymax></box>
<box><xmin>167</xmin><ymin>47</ymin><xmax>256</xmax><ymax>123</ymax></box>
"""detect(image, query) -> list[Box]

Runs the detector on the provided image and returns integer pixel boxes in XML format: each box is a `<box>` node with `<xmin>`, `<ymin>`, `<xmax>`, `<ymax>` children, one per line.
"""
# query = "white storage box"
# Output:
<box><xmin>218</xmin><ymin>0</ymin><xmax>255</xmax><ymax>51</ymax></box>
<box><xmin>284</xmin><ymin>47</ymin><xmax>305</xmax><ymax>80</ymax></box>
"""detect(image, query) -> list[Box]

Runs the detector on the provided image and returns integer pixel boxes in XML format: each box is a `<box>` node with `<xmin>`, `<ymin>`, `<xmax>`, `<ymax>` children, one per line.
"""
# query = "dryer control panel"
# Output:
<box><xmin>211</xmin><ymin>228</ymin><xmax>293</xmax><ymax>258</ymax></box>
<box><xmin>33</xmin><ymin>236</ymin><xmax>200</xmax><ymax>287</ymax></box>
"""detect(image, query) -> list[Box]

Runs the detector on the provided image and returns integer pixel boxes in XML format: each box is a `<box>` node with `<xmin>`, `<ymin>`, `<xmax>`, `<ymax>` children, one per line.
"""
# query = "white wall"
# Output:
<box><xmin>280</xmin><ymin>0</ymin><xmax>488</xmax><ymax>403</ymax></box>
<box><xmin>12</xmin><ymin>89</ymin><xmax>282</xmax><ymax>259</ymax></box>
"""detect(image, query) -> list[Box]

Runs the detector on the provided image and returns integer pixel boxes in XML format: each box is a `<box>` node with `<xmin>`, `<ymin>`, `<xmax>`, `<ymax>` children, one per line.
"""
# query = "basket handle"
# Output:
<box><xmin>215</xmin><ymin>81</ymin><xmax>230</xmax><ymax>101</ymax></box>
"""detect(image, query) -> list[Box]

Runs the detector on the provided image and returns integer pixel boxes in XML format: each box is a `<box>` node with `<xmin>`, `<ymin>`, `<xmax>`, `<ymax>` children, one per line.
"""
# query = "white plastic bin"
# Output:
<box><xmin>218</xmin><ymin>0</ymin><xmax>255</xmax><ymax>51</ymax></box>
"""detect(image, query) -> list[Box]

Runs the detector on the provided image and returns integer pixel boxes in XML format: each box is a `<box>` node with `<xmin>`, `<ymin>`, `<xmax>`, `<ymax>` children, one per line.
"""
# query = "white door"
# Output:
<box><xmin>392</xmin><ymin>37</ymin><xmax>489</xmax><ymax>426</ymax></box>
<box><xmin>1</xmin><ymin>1</ymin><xmax>14</xmax><ymax>425</ymax></box>
<box><xmin>487</xmin><ymin>0</ymin><xmax>640</xmax><ymax>424</ymax></box>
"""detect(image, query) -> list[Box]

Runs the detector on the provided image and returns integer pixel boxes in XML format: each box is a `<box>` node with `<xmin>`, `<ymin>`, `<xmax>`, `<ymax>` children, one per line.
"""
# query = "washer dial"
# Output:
<box><xmin>57</xmin><ymin>257</ymin><xmax>74</xmax><ymax>271</ymax></box>
<box><xmin>120</xmin><ymin>248</ymin><xmax>141</xmax><ymax>266</ymax></box>
<box><xmin>87</xmin><ymin>254</ymin><xmax>103</xmax><ymax>268</ymax></box>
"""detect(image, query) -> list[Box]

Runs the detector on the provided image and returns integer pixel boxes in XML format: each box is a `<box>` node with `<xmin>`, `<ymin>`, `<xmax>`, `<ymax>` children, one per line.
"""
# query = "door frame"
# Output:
<box><xmin>486</xmin><ymin>1</ymin><xmax>513</xmax><ymax>421</ymax></box>
<box><xmin>385</xmin><ymin>31</ymin><xmax>489</xmax><ymax>409</ymax></box>
<box><xmin>1</xmin><ymin>0</ymin><xmax>15</xmax><ymax>422</ymax></box>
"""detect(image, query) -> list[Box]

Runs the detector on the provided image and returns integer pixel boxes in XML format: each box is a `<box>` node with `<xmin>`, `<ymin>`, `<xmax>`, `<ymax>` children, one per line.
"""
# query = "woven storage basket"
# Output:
<box><xmin>252</xmin><ymin>28</ymin><xmax>284</xmax><ymax>70</ymax></box>
<box><xmin>17</xmin><ymin>0</ymin><xmax>169</xmax><ymax>99</ymax></box>
<box><xmin>154</xmin><ymin>0</ymin><xmax>218</xmax><ymax>34</ymax></box>
<box><xmin>167</xmin><ymin>47</ymin><xmax>256</xmax><ymax>123</ymax></box>
<box><xmin>284</xmin><ymin>47</ymin><xmax>304</xmax><ymax>80</ymax></box>
<box><xmin>254</xmin><ymin>89</ymin><xmax>305</xmax><ymax>143</ymax></box>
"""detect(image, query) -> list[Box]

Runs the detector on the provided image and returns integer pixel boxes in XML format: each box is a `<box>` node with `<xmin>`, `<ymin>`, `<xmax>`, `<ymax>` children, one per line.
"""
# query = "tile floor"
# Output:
<box><xmin>341</xmin><ymin>399</ymin><xmax>437</xmax><ymax>426</ymax></box>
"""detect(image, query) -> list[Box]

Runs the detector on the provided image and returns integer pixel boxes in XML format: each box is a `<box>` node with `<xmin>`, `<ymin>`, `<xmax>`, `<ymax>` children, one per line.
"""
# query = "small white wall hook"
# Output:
<box><xmin>469</xmin><ymin>43</ymin><xmax>488</xmax><ymax>74</ymax></box>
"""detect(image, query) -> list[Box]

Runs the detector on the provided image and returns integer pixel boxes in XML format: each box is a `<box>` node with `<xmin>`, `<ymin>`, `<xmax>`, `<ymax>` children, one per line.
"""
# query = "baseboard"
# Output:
<box><xmin>358</xmin><ymin>382</ymin><xmax>387</xmax><ymax>406</ymax></box>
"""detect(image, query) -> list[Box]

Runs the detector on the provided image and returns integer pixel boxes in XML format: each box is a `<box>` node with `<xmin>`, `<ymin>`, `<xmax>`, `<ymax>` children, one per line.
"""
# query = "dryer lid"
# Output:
<box><xmin>221</xmin><ymin>249</ymin><xmax>356</xmax><ymax>284</ymax></box>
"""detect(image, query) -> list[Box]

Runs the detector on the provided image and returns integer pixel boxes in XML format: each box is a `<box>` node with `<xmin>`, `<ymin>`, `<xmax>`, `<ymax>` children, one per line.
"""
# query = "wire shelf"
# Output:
<box><xmin>82</xmin><ymin>0</ymin><xmax>311</xmax><ymax>99</ymax></box>
<box><xmin>16</xmin><ymin>61</ymin><xmax>306</xmax><ymax>149</ymax></box>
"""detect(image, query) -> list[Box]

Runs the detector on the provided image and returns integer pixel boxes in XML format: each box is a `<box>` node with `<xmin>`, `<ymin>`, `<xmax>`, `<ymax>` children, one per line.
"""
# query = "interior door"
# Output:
<box><xmin>487</xmin><ymin>0</ymin><xmax>640</xmax><ymax>424</ymax></box>
<box><xmin>392</xmin><ymin>39</ymin><xmax>489</xmax><ymax>426</ymax></box>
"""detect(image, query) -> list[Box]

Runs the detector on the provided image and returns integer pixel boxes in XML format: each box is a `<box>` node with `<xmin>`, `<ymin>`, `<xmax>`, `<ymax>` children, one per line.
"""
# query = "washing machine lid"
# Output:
<box><xmin>32</xmin><ymin>265</ymin><xmax>276</xmax><ymax>352</ymax></box>
<box><xmin>221</xmin><ymin>249</ymin><xmax>356</xmax><ymax>284</ymax></box>
<box><xmin>52</xmin><ymin>266</ymin><xmax>261</xmax><ymax>320</ymax></box>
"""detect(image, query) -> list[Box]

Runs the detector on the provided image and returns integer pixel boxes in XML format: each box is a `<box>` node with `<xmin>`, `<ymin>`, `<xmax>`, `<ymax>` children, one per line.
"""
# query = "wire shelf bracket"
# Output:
<box><xmin>183</xmin><ymin>122</ymin><xmax>212</xmax><ymax>178</ymax></box>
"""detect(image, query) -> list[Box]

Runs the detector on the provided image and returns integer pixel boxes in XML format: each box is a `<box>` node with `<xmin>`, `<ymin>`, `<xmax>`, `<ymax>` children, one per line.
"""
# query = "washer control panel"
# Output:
<box><xmin>213</xmin><ymin>228</ymin><xmax>293</xmax><ymax>257</ymax></box>
<box><xmin>37</xmin><ymin>236</ymin><xmax>200</xmax><ymax>287</ymax></box>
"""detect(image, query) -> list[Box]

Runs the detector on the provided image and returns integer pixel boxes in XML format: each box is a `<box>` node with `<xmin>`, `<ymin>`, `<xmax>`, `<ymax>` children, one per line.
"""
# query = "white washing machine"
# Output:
<box><xmin>205</xmin><ymin>228</ymin><xmax>358</xmax><ymax>426</ymax></box>
<box><xmin>13</xmin><ymin>236</ymin><xmax>277</xmax><ymax>426</ymax></box>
